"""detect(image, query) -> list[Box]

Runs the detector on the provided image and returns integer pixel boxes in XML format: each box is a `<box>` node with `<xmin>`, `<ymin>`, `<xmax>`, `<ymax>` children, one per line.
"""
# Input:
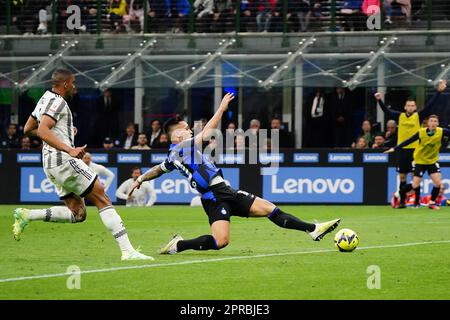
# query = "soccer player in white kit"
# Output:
<box><xmin>82</xmin><ymin>152</ymin><xmax>115</xmax><ymax>192</ymax></box>
<box><xmin>116</xmin><ymin>167</ymin><xmax>156</xmax><ymax>207</ymax></box>
<box><xmin>13</xmin><ymin>69</ymin><xmax>153</xmax><ymax>261</ymax></box>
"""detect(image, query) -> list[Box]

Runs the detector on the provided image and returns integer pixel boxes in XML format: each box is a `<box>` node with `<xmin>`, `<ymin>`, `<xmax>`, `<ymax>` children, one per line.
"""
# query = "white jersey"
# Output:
<box><xmin>88</xmin><ymin>162</ymin><xmax>115</xmax><ymax>191</ymax></box>
<box><xmin>32</xmin><ymin>90</ymin><xmax>74</xmax><ymax>169</ymax></box>
<box><xmin>116</xmin><ymin>178</ymin><xmax>156</xmax><ymax>207</ymax></box>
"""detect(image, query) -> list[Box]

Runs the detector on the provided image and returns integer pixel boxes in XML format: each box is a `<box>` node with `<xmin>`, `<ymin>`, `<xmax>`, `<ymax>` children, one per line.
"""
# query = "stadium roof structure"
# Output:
<box><xmin>1</xmin><ymin>31</ymin><xmax>450</xmax><ymax>90</ymax></box>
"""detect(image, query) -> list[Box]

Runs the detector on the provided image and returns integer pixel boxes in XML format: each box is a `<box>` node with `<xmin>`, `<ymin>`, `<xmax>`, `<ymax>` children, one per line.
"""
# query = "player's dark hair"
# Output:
<box><xmin>131</xmin><ymin>166</ymin><xmax>141</xmax><ymax>173</ymax></box>
<box><xmin>429</xmin><ymin>114</ymin><xmax>439</xmax><ymax>120</ymax></box>
<box><xmin>405</xmin><ymin>98</ymin><xmax>416</xmax><ymax>103</ymax></box>
<box><xmin>163</xmin><ymin>114</ymin><xmax>184</xmax><ymax>134</ymax></box>
<box><xmin>51</xmin><ymin>69</ymin><xmax>73</xmax><ymax>86</ymax></box>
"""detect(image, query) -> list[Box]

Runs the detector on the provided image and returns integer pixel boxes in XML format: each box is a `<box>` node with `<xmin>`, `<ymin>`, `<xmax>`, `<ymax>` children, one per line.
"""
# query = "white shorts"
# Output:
<box><xmin>44</xmin><ymin>158</ymin><xmax>97</xmax><ymax>199</ymax></box>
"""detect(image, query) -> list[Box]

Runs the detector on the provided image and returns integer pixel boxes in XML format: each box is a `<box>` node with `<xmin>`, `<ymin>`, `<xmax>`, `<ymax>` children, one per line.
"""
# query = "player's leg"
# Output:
<box><xmin>399</xmin><ymin>172</ymin><xmax>422</xmax><ymax>208</ymax></box>
<box><xmin>428</xmin><ymin>166</ymin><xmax>442</xmax><ymax>210</ymax></box>
<box><xmin>84</xmin><ymin>178</ymin><xmax>153</xmax><ymax>260</ymax></box>
<box><xmin>247</xmin><ymin>196</ymin><xmax>340</xmax><ymax>241</ymax></box>
<box><xmin>12</xmin><ymin>172</ymin><xmax>86</xmax><ymax>240</ymax></box>
<box><xmin>159</xmin><ymin>201</ymin><xmax>231</xmax><ymax>254</ymax></box>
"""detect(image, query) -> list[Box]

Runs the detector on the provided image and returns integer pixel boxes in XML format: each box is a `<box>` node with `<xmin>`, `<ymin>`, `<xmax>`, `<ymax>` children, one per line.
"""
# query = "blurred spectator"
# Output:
<box><xmin>95</xmin><ymin>89</ymin><xmax>119</xmax><ymax>147</ymax></box>
<box><xmin>384</xmin><ymin>119</ymin><xmax>397</xmax><ymax>147</ymax></box>
<box><xmin>270</xmin><ymin>118</ymin><xmax>293</xmax><ymax>148</ymax></box>
<box><xmin>148</xmin><ymin>0</ymin><xmax>170</xmax><ymax>32</ymax></box>
<box><xmin>167</xmin><ymin>0</ymin><xmax>191</xmax><ymax>33</ymax></box>
<box><xmin>148</xmin><ymin>119</ymin><xmax>162</xmax><ymax>148</ymax></box>
<box><xmin>211</xmin><ymin>0</ymin><xmax>234</xmax><ymax>32</ymax></box>
<box><xmin>372</xmin><ymin>133</ymin><xmax>386</xmax><ymax>149</ymax></box>
<box><xmin>225</xmin><ymin>121</ymin><xmax>237</xmax><ymax>149</ymax></box>
<box><xmin>235</xmin><ymin>134</ymin><xmax>246</xmax><ymax>150</ymax></box>
<box><xmin>1</xmin><ymin>124</ymin><xmax>21</xmax><ymax>149</ymax></box>
<box><xmin>153</xmin><ymin>133</ymin><xmax>171</xmax><ymax>149</ymax></box>
<box><xmin>20</xmin><ymin>136</ymin><xmax>32</xmax><ymax>150</ymax></box>
<box><xmin>329</xmin><ymin>87</ymin><xmax>354</xmax><ymax>148</ymax></box>
<box><xmin>250</xmin><ymin>0</ymin><xmax>272</xmax><ymax>32</ymax></box>
<box><xmin>352</xmin><ymin>136</ymin><xmax>368</xmax><ymax>149</ymax></box>
<box><xmin>384</xmin><ymin>0</ymin><xmax>411</xmax><ymax>25</ymax></box>
<box><xmin>194</xmin><ymin>0</ymin><xmax>214</xmax><ymax>32</ymax></box>
<box><xmin>37</xmin><ymin>1</ymin><xmax>53</xmax><ymax>34</ymax></box>
<box><xmin>360</xmin><ymin>120</ymin><xmax>374</xmax><ymax>146</ymax></box>
<box><xmin>107</xmin><ymin>0</ymin><xmax>127</xmax><ymax>33</ymax></box>
<box><xmin>116</xmin><ymin>167</ymin><xmax>156</xmax><ymax>206</ymax></box>
<box><xmin>131</xmin><ymin>133</ymin><xmax>151</xmax><ymax>150</ymax></box>
<box><xmin>305</xmin><ymin>88</ymin><xmax>331</xmax><ymax>148</ymax></box>
<box><xmin>261</xmin><ymin>137</ymin><xmax>272</xmax><ymax>151</ymax></box>
<box><xmin>124</xmin><ymin>0</ymin><xmax>151</xmax><ymax>33</ymax></box>
<box><xmin>248</xmin><ymin>119</ymin><xmax>260</xmax><ymax>149</ymax></box>
<box><xmin>270</xmin><ymin>0</ymin><xmax>283</xmax><ymax>32</ymax></box>
<box><xmin>103</xmin><ymin>137</ymin><xmax>115</xmax><ymax>149</ymax></box>
<box><xmin>120</xmin><ymin>122</ymin><xmax>138</xmax><ymax>149</ymax></box>
<box><xmin>240</xmin><ymin>0</ymin><xmax>254</xmax><ymax>32</ymax></box>
<box><xmin>82</xmin><ymin>152</ymin><xmax>115</xmax><ymax>191</ymax></box>
<box><xmin>341</xmin><ymin>0</ymin><xmax>365</xmax><ymax>31</ymax></box>
<box><xmin>294</xmin><ymin>0</ymin><xmax>313</xmax><ymax>32</ymax></box>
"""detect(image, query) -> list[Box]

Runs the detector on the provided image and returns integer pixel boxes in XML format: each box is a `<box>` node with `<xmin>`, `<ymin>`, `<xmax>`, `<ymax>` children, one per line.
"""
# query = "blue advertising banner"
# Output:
<box><xmin>117</xmin><ymin>154</ymin><xmax>142</xmax><ymax>163</ymax></box>
<box><xmin>151</xmin><ymin>154</ymin><xmax>167</xmax><ymax>163</ymax></box>
<box><xmin>259</xmin><ymin>153</ymin><xmax>285</xmax><ymax>164</ymax></box>
<box><xmin>387</xmin><ymin>167</ymin><xmax>450</xmax><ymax>202</ymax></box>
<box><xmin>17</xmin><ymin>153</ymin><xmax>41</xmax><ymax>163</ymax></box>
<box><xmin>363</xmin><ymin>153</ymin><xmax>389</xmax><ymax>163</ymax></box>
<box><xmin>20</xmin><ymin>167</ymin><xmax>118</xmax><ymax>202</ymax></box>
<box><xmin>293</xmin><ymin>153</ymin><xmax>319</xmax><ymax>163</ymax></box>
<box><xmin>262</xmin><ymin>167</ymin><xmax>363</xmax><ymax>203</ymax></box>
<box><xmin>91</xmin><ymin>153</ymin><xmax>109</xmax><ymax>163</ymax></box>
<box><xmin>328</xmin><ymin>153</ymin><xmax>354</xmax><ymax>163</ymax></box>
<box><xmin>141</xmin><ymin>167</ymin><xmax>240</xmax><ymax>203</ymax></box>
<box><xmin>438</xmin><ymin>154</ymin><xmax>450</xmax><ymax>163</ymax></box>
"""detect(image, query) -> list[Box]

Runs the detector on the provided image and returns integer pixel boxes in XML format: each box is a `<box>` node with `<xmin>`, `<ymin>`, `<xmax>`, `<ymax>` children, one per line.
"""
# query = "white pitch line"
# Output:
<box><xmin>1</xmin><ymin>240</ymin><xmax>449</xmax><ymax>284</ymax></box>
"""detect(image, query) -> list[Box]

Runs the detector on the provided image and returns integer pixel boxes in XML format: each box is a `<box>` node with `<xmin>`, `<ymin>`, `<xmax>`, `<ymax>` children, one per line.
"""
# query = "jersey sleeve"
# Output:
<box><xmin>160</xmin><ymin>157</ymin><xmax>175</xmax><ymax>173</ymax></box>
<box><xmin>43</xmin><ymin>98</ymin><xmax>66</xmax><ymax>122</ymax></box>
<box><xmin>394</xmin><ymin>132</ymin><xmax>420</xmax><ymax>150</ymax></box>
<box><xmin>443</xmin><ymin>128</ymin><xmax>450</xmax><ymax>138</ymax></box>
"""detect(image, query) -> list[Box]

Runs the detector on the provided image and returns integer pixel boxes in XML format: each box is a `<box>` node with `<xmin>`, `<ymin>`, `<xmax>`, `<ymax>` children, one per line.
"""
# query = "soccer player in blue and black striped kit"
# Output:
<box><xmin>129</xmin><ymin>93</ymin><xmax>340</xmax><ymax>254</ymax></box>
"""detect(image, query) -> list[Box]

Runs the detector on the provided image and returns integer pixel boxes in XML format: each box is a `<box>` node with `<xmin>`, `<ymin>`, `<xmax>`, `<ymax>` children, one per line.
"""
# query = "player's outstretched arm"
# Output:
<box><xmin>24</xmin><ymin>116</ymin><xmax>39</xmax><ymax>137</ymax></box>
<box><xmin>194</xmin><ymin>93</ymin><xmax>235</xmax><ymax>145</ymax></box>
<box><xmin>128</xmin><ymin>164</ymin><xmax>165</xmax><ymax>197</ymax></box>
<box><xmin>419</xmin><ymin>80</ymin><xmax>447</xmax><ymax>120</ymax></box>
<box><xmin>374</xmin><ymin>92</ymin><xmax>401</xmax><ymax>120</ymax></box>
<box><xmin>37</xmin><ymin>115</ymin><xmax>87</xmax><ymax>158</ymax></box>
<box><xmin>384</xmin><ymin>132</ymin><xmax>420</xmax><ymax>154</ymax></box>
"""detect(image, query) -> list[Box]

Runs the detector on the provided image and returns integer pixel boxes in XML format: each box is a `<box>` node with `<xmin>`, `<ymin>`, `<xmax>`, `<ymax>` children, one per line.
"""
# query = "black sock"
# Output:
<box><xmin>400</xmin><ymin>184</ymin><xmax>413</xmax><ymax>203</ymax></box>
<box><xmin>431</xmin><ymin>187</ymin><xmax>440</xmax><ymax>202</ymax></box>
<box><xmin>414</xmin><ymin>187</ymin><xmax>421</xmax><ymax>205</ymax></box>
<box><xmin>176</xmin><ymin>235</ymin><xmax>218</xmax><ymax>252</ymax></box>
<box><xmin>268</xmin><ymin>208</ymin><xmax>316</xmax><ymax>232</ymax></box>
<box><xmin>399</xmin><ymin>181</ymin><xmax>407</xmax><ymax>191</ymax></box>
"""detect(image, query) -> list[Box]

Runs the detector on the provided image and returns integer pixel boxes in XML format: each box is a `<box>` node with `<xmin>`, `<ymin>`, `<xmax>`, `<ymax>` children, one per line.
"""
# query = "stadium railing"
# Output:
<box><xmin>1</xmin><ymin>0</ymin><xmax>449</xmax><ymax>36</ymax></box>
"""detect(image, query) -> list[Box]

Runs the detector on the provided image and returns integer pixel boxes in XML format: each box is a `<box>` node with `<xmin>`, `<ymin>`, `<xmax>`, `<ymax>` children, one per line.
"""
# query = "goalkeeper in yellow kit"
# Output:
<box><xmin>385</xmin><ymin>115</ymin><xmax>449</xmax><ymax>210</ymax></box>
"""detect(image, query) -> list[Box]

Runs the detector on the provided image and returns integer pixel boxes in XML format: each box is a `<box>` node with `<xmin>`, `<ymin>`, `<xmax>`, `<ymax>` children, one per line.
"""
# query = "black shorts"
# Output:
<box><xmin>413</xmin><ymin>162</ymin><xmax>441</xmax><ymax>177</ymax></box>
<box><xmin>396</xmin><ymin>148</ymin><xmax>414</xmax><ymax>174</ymax></box>
<box><xmin>201</xmin><ymin>182</ymin><xmax>257</xmax><ymax>225</ymax></box>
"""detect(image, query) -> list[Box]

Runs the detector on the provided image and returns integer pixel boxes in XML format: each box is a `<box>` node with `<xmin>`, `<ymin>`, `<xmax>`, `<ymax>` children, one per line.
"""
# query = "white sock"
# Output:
<box><xmin>27</xmin><ymin>207</ymin><xmax>75</xmax><ymax>223</ymax></box>
<box><xmin>99</xmin><ymin>206</ymin><xmax>134</xmax><ymax>253</ymax></box>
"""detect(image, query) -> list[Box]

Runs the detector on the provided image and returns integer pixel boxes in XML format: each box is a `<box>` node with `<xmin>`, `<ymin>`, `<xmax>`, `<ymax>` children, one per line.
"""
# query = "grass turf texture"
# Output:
<box><xmin>0</xmin><ymin>205</ymin><xmax>449</xmax><ymax>300</ymax></box>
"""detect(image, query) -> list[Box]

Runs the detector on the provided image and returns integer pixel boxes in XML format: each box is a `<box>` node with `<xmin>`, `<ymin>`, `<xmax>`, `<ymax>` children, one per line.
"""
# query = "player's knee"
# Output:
<box><xmin>215</xmin><ymin>236</ymin><xmax>229</xmax><ymax>249</ymax></box>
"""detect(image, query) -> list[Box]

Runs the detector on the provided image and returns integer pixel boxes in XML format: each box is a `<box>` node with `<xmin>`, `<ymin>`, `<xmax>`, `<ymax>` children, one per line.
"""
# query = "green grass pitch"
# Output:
<box><xmin>1</xmin><ymin>204</ymin><xmax>449</xmax><ymax>300</ymax></box>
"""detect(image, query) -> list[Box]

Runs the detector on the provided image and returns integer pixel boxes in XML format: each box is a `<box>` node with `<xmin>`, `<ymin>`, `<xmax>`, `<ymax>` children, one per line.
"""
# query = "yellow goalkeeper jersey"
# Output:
<box><xmin>413</xmin><ymin>127</ymin><xmax>443</xmax><ymax>165</ymax></box>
